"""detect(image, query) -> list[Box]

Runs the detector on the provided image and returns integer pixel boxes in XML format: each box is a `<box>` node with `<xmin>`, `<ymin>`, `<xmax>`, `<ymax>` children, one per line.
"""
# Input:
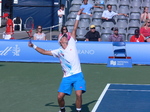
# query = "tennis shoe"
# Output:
<box><xmin>58</xmin><ymin>108</ymin><xmax>66</xmax><ymax>112</ymax></box>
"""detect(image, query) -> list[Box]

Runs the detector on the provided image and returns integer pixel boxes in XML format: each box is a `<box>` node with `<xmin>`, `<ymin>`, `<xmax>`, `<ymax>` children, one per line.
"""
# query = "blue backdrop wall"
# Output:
<box><xmin>12</xmin><ymin>0</ymin><xmax>59</xmax><ymax>29</ymax></box>
<box><xmin>0</xmin><ymin>40</ymin><xmax>150</xmax><ymax>65</ymax></box>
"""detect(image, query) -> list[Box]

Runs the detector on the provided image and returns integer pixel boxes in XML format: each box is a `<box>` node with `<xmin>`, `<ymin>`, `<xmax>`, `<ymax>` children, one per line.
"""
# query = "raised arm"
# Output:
<box><xmin>28</xmin><ymin>42</ymin><xmax>53</xmax><ymax>56</ymax></box>
<box><xmin>71</xmin><ymin>9</ymin><xmax>84</xmax><ymax>40</ymax></box>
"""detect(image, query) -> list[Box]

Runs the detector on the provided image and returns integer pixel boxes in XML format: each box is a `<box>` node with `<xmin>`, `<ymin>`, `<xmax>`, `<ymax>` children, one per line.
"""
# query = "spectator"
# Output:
<box><xmin>2</xmin><ymin>13</ymin><xmax>14</xmax><ymax>39</ymax></box>
<box><xmin>58</xmin><ymin>4</ymin><xmax>65</xmax><ymax>31</ymax></box>
<box><xmin>108</xmin><ymin>27</ymin><xmax>124</xmax><ymax>42</ymax></box>
<box><xmin>85</xmin><ymin>25</ymin><xmax>101</xmax><ymax>41</ymax></box>
<box><xmin>80</xmin><ymin>0</ymin><xmax>103</xmax><ymax>16</ymax></box>
<box><xmin>130</xmin><ymin>29</ymin><xmax>144</xmax><ymax>42</ymax></box>
<box><xmin>58</xmin><ymin>26</ymin><xmax>71</xmax><ymax>40</ymax></box>
<box><xmin>33</xmin><ymin>25</ymin><xmax>46</xmax><ymax>40</ymax></box>
<box><xmin>140</xmin><ymin>7</ymin><xmax>150</xmax><ymax>23</ymax></box>
<box><xmin>140</xmin><ymin>19</ymin><xmax>150</xmax><ymax>42</ymax></box>
<box><xmin>101</xmin><ymin>4</ymin><xmax>128</xmax><ymax>24</ymax></box>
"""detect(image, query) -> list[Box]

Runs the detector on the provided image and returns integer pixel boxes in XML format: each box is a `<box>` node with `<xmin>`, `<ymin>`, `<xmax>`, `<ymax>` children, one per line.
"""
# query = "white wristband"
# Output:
<box><xmin>33</xmin><ymin>44</ymin><xmax>37</xmax><ymax>49</ymax></box>
<box><xmin>76</xmin><ymin>15</ymin><xmax>80</xmax><ymax>20</ymax></box>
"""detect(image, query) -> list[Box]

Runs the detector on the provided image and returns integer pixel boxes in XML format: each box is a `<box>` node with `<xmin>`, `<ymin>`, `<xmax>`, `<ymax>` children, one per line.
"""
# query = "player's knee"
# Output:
<box><xmin>76</xmin><ymin>91</ymin><xmax>82</xmax><ymax>99</ymax></box>
<box><xmin>57</xmin><ymin>93</ymin><xmax>65</xmax><ymax>100</ymax></box>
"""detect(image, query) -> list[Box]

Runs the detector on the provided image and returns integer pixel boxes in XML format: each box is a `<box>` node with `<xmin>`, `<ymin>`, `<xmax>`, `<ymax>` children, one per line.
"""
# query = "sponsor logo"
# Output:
<box><xmin>0</xmin><ymin>45</ymin><xmax>20</xmax><ymax>56</ymax></box>
<box><xmin>110</xmin><ymin>60</ymin><xmax>116</xmax><ymax>65</ymax></box>
<box><xmin>78</xmin><ymin>50</ymin><xmax>95</xmax><ymax>55</ymax></box>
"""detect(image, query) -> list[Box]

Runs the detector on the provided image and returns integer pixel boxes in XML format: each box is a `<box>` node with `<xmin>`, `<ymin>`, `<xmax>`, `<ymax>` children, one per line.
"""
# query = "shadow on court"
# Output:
<box><xmin>0</xmin><ymin>64</ymin><xmax>4</xmax><ymax>67</ymax></box>
<box><xmin>45</xmin><ymin>100</ymin><xmax>97</xmax><ymax>112</ymax></box>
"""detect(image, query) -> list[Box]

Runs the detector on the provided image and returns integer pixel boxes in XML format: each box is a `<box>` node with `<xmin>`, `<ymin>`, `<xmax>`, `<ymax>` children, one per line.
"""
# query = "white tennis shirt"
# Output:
<box><xmin>102</xmin><ymin>10</ymin><xmax>118</xmax><ymax>19</ymax></box>
<box><xmin>51</xmin><ymin>37</ymin><xmax>81</xmax><ymax>77</ymax></box>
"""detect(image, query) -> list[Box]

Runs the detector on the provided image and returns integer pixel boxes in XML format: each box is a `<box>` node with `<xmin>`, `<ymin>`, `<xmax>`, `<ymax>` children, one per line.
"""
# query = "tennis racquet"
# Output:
<box><xmin>24</xmin><ymin>17</ymin><xmax>34</xmax><ymax>43</ymax></box>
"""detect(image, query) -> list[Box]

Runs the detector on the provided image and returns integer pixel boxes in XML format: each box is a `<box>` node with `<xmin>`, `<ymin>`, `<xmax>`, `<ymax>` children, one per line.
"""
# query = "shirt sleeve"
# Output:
<box><xmin>108</xmin><ymin>35</ymin><xmax>112</xmax><ymax>42</ymax></box>
<box><xmin>102</xmin><ymin>10</ymin><xmax>106</xmax><ymax>17</ymax></box>
<box><xmin>58</xmin><ymin>10</ymin><xmax>61</xmax><ymax>15</ymax></box>
<box><xmin>43</xmin><ymin>33</ymin><xmax>46</xmax><ymax>37</ymax></box>
<box><xmin>130</xmin><ymin>36</ymin><xmax>134</xmax><ymax>42</ymax></box>
<box><xmin>120</xmin><ymin>35</ymin><xmax>124</xmax><ymax>42</ymax></box>
<box><xmin>97</xmin><ymin>32</ymin><xmax>101</xmax><ymax>38</ymax></box>
<box><xmin>51</xmin><ymin>49</ymin><xmax>60</xmax><ymax>57</ymax></box>
<box><xmin>33</xmin><ymin>33</ymin><xmax>36</xmax><ymax>37</ymax></box>
<box><xmin>80</xmin><ymin>5</ymin><xmax>83</xmax><ymax>9</ymax></box>
<box><xmin>112</xmin><ymin>11</ymin><xmax>118</xmax><ymax>16</ymax></box>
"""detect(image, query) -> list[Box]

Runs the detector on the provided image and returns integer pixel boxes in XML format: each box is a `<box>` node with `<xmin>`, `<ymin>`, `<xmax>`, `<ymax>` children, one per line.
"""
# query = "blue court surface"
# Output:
<box><xmin>92</xmin><ymin>83</ymin><xmax>150</xmax><ymax>112</ymax></box>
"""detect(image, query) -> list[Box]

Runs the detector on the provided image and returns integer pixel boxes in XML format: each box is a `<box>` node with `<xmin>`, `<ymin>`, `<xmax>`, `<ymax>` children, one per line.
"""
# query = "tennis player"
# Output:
<box><xmin>28</xmin><ymin>9</ymin><xmax>86</xmax><ymax>112</ymax></box>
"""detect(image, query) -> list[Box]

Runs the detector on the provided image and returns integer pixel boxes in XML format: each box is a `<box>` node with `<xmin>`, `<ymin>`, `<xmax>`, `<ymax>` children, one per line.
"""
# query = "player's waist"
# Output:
<box><xmin>63</xmin><ymin>71</ymin><xmax>82</xmax><ymax>78</ymax></box>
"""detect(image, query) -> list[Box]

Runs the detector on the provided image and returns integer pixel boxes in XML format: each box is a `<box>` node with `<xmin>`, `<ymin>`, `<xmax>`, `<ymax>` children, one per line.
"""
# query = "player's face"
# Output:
<box><xmin>59</xmin><ymin>37</ymin><xmax>68</xmax><ymax>48</ymax></box>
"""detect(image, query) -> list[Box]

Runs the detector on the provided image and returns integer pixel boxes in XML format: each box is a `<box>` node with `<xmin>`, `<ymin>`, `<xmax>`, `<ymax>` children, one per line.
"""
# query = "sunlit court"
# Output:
<box><xmin>0</xmin><ymin>62</ymin><xmax>150</xmax><ymax>112</ymax></box>
<box><xmin>1</xmin><ymin>0</ymin><xmax>150</xmax><ymax>112</ymax></box>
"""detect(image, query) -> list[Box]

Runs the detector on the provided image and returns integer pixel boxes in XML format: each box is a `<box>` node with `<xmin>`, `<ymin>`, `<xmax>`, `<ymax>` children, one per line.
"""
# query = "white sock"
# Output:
<box><xmin>76</xmin><ymin>108</ymin><xmax>81</xmax><ymax>111</ymax></box>
<box><xmin>60</xmin><ymin>107</ymin><xmax>65</xmax><ymax>109</ymax></box>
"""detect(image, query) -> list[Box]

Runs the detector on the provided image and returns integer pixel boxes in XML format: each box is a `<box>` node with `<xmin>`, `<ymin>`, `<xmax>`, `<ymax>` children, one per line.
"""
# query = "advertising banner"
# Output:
<box><xmin>0</xmin><ymin>40</ymin><xmax>150</xmax><ymax>64</ymax></box>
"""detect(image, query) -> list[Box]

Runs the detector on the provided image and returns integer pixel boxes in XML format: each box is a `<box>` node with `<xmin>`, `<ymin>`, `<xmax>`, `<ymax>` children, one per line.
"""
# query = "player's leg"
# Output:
<box><xmin>58</xmin><ymin>92</ymin><xmax>66</xmax><ymax>112</ymax></box>
<box><xmin>58</xmin><ymin>77</ymin><xmax>73</xmax><ymax>112</ymax></box>
<box><xmin>75</xmin><ymin>90</ymin><xmax>83</xmax><ymax>112</ymax></box>
<box><xmin>74</xmin><ymin>72</ymin><xmax>86</xmax><ymax>112</ymax></box>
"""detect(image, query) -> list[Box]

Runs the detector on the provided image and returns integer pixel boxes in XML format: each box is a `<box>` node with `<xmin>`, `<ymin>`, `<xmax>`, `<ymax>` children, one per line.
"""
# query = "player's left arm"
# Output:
<box><xmin>71</xmin><ymin>9</ymin><xmax>83</xmax><ymax>40</ymax></box>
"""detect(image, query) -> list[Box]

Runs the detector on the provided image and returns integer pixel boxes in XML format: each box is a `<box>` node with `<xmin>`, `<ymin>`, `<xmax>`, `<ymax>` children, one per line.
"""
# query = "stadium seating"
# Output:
<box><xmin>65</xmin><ymin>0</ymin><xmax>147</xmax><ymax>41</ymax></box>
<box><xmin>76</xmin><ymin>28</ymin><xmax>88</xmax><ymax>40</ymax></box>
<box><xmin>101</xmin><ymin>29</ymin><xmax>112</xmax><ymax>41</ymax></box>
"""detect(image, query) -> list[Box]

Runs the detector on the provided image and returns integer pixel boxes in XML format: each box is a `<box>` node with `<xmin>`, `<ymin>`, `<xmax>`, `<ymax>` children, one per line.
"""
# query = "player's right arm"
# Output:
<box><xmin>28</xmin><ymin>42</ymin><xmax>53</xmax><ymax>56</ymax></box>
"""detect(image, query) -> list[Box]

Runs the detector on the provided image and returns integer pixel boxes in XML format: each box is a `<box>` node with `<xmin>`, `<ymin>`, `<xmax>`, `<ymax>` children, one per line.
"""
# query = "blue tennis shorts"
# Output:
<box><xmin>58</xmin><ymin>72</ymin><xmax>86</xmax><ymax>95</ymax></box>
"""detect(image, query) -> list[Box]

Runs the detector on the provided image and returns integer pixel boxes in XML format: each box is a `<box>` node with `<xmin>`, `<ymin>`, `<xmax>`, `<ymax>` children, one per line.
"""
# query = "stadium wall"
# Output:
<box><xmin>0</xmin><ymin>40</ymin><xmax>150</xmax><ymax>65</ymax></box>
<box><xmin>12</xmin><ymin>0</ymin><xmax>59</xmax><ymax>29</ymax></box>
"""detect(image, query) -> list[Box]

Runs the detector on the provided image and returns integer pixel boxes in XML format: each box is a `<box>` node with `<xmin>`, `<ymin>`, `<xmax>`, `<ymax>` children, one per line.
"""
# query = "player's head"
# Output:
<box><xmin>83</xmin><ymin>0</ymin><xmax>88</xmax><ymax>4</ymax></box>
<box><xmin>2</xmin><ymin>13</ymin><xmax>9</xmax><ymax>19</ymax></box>
<box><xmin>61</xmin><ymin>26</ymin><xmax>68</xmax><ymax>34</ymax></box>
<box><xmin>59</xmin><ymin>34</ymin><xmax>68</xmax><ymax>47</ymax></box>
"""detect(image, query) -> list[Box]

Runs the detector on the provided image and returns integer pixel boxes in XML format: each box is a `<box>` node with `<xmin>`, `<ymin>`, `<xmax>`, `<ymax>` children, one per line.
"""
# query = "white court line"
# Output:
<box><xmin>91</xmin><ymin>83</ymin><xmax>110</xmax><ymax>112</ymax></box>
<box><xmin>108</xmin><ymin>89</ymin><xmax>150</xmax><ymax>92</ymax></box>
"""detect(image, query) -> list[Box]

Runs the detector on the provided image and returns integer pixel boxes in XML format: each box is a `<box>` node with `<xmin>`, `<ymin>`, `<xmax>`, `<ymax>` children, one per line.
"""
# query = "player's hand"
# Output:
<box><xmin>28</xmin><ymin>42</ymin><xmax>33</xmax><ymax>47</ymax></box>
<box><xmin>78</xmin><ymin>8</ymin><xmax>84</xmax><ymax>15</ymax></box>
